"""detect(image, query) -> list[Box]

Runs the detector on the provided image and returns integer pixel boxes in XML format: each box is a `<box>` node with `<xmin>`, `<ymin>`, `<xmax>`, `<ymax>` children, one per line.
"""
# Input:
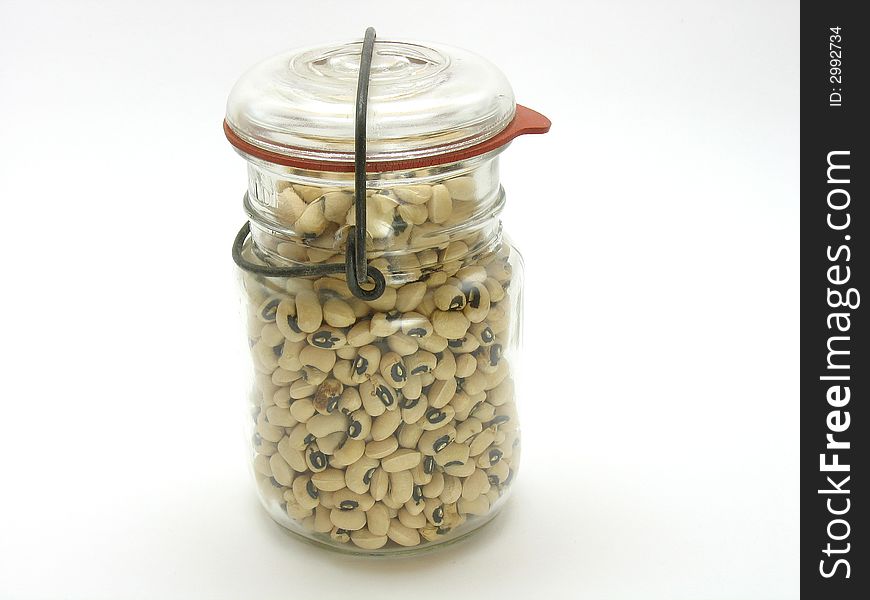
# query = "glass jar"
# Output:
<box><xmin>226</xmin><ymin>33</ymin><xmax>549</xmax><ymax>555</ymax></box>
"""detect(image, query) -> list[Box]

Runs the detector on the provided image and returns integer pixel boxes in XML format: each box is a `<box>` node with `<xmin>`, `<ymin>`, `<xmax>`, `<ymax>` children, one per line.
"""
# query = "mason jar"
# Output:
<box><xmin>226</xmin><ymin>34</ymin><xmax>550</xmax><ymax>555</ymax></box>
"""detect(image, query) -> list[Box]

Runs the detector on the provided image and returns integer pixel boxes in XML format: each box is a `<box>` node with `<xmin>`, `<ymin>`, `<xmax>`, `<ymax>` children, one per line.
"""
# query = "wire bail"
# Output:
<box><xmin>231</xmin><ymin>27</ymin><xmax>386</xmax><ymax>301</ymax></box>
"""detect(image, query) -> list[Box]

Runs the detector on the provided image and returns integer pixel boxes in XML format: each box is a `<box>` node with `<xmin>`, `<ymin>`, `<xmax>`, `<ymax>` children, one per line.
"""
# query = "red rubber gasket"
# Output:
<box><xmin>224</xmin><ymin>104</ymin><xmax>551</xmax><ymax>173</ymax></box>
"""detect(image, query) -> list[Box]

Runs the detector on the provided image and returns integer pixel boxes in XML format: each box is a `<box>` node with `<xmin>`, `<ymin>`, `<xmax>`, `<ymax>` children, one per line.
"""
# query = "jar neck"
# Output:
<box><xmin>244</xmin><ymin>152</ymin><xmax>506</xmax><ymax>284</ymax></box>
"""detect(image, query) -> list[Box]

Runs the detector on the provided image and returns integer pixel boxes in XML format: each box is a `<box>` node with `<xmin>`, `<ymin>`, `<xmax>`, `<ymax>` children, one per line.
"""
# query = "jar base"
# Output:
<box><xmin>263</xmin><ymin>496</ymin><xmax>510</xmax><ymax>557</ymax></box>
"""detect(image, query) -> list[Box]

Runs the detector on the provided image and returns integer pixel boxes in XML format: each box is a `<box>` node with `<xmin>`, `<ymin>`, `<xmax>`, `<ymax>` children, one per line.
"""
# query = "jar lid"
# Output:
<box><xmin>225</xmin><ymin>37</ymin><xmax>550</xmax><ymax>171</ymax></box>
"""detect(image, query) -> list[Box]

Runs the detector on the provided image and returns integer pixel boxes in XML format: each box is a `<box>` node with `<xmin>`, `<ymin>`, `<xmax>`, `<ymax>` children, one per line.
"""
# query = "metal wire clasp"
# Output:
<box><xmin>231</xmin><ymin>27</ymin><xmax>386</xmax><ymax>301</ymax></box>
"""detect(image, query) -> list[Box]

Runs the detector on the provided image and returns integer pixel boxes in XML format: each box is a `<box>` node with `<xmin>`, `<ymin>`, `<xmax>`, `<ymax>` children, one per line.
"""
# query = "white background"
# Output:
<box><xmin>0</xmin><ymin>1</ymin><xmax>799</xmax><ymax>598</ymax></box>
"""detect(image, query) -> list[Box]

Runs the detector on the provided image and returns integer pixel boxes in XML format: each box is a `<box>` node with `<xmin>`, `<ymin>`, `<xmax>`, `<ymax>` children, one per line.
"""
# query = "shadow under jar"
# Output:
<box><xmin>227</xmin><ymin>35</ymin><xmax>550</xmax><ymax>555</ymax></box>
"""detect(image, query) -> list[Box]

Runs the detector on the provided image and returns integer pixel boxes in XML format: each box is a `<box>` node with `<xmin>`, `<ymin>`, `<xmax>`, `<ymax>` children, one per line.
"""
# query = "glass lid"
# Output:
<box><xmin>225</xmin><ymin>38</ymin><xmax>516</xmax><ymax>164</ymax></box>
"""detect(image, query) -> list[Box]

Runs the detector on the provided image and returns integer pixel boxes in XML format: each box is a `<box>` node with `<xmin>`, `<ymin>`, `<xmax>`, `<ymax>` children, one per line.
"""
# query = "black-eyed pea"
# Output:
<box><xmin>346</xmin><ymin>320</ymin><xmax>376</xmax><ymax>347</ymax></box>
<box><xmin>337</xmin><ymin>387</ymin><xmax>361</xmax><ymax>414</ymax></box>
<box><xmin>418</xmin><ymin>333</ymin><xmax>448</xmax><ymax>353</ymax></box>
<box><xmin>411</xmin><ymin>223</ymin><xmax>449</xmax><ymax>248</ymax></box>
<box><xmin>252</xmin><ymin>341</ymin><xmax>280</xmax><ymax>373</ymax></box>
<box><xmin>399</xmin><ymin>312</ymin><xmax>433</xmax><ymax>339</ymax></box>
<box><xmin>399</xmin><ymin>390</ymin><xmax>429</xmax><ymax>422</ymax></box>
<box><xmin>432</xmin><ymin>351</ymin><xmax>456</xmax><ymax>380</ymax></box>
<box><xmin>440</xmin><ymin>475</ymin><xmax>462</xmax><ymax>504</ymax></box>
<box><xmin>366</xmin><ymin>502</ymin><xmax>391</xmax><ymax>536</ymax></box>
<box><xmin>486</xmin><ymin>378</ymin><xmax>514</xmax><ymax>407</ymax></box>
<box><xmin>305</xmin><ymin>411</ymin><xmax>347</xmax><ymax>438</ymax></box>
<box><xmin>344</xmin><ymin>456</ymin><xmax>379</xmax><ymax>494</ymax></box>
<box><xmin>468</xmin><ymin>429</ymin><xmax>496</xmax><ymax>457</ymax></box>
<box><xmin>421</xmin><ymin>404</ymin><xmax>455</xmax><ymax>431</ymax></box>
<box><xmin>370</xmin><ymin>311</ymin><xmax>402</xmax><ymax>337</ymax></box>
<box><xmin>420</xmin><ymin>372</ymin><xmax>436</xmax><ymax>387</ymax></box>
<box><xmin>492</xmin><ymin>403</ymin><xmax>519</xmax><ymax>432</ymax></box>
<box><xmin>255</xmin><ymin>436</ymin><xmax>278</xmax><ymax>457</ymax></box>
<box><xmin>486</xmin><ymin>488</ymin><xmax>501</xmax><ymax>504</ymax></box>
<box><xmin>348</xmin><ymin>298</ymin><xmax>371</xmax><ymax>319</ymax></box>
<box><xmin>397</xmin><ymin>420</ymin><xmax>425</xmax><ymax>449</ymax></box>
<box><xmin>322</xmin><ymin>297</ymin><xmax>355</xmax><ymax>328</ymax></box>
<box><xmin>371</xmin><ymin>409</ymin><xmax>403</xmax><ymax>441</ymax></box>
<box><xmin>462</xmin><ymin>282</ymin><xmax>490</xmax><ymax>324</ymax></box>
<box><xmin>369</xmin><ymin>466</ymin><xmax>390</xmax><ymax>501</ymax></box>
<box><xmin>330</xmin><ymin>526</ymin><xmax>351</xmax><ymax>543</ymax></box>
<box><xmin>455</xmin><ymin>417</ymin><xmax>483</xmax><ymax>444</ymax></box>
<box><xmin>259</xmin><ymin>323</ymin><xmax>284</xmax><ymax>347</ymax></box>
<box><xmin>394</xmin><ymin>185</ymin><xmax>431</xmax><ymax>205</ymax></box>
<box><xmin>483</xmin><ymin>277</ymin><xmax>506</xmax><ymax>302</ymax></box>
<box><xmin>330</xmin><ymin>506</ymin><xmax>367</xmax><ymax>530</ymax></box>
<box><xmin>257</xmin><ymin>475</ymin><xmax>287</xmax><ymax>505</ymax></box>
<box><xmin>254</xmin><ymin>453</ymin><xmax>273</xmax><ymax>477</ymax></box>
<box><xmin>397</xmin><ymin>507</ymin><xmax>426</xmax><ymax>529</ymax></box>
<box><xmin>455</xmin><ymin>353</ymin><xmax>477</xmax><ymax>378</ymax></box>
<box><xmin>365</xmin><ymin>285</ymin><xmax>397</xmax><ymax>312</ymax></box>
<box><xmin>422</xmin><ymin>498</ymin><xmax>445</xmax><ymax>526</ymax></box>
<box><xmin>386</xmin><ymin>333</ymin><xmax>419</xmax><ymax>356</ymax></box>
<box><xmin>425</xmin><ymin>271</ymin><xmax>449</xmax><ymax>289</ymax></box>
<box><xmin>292</xmin><ymin>474</ymin><xmax>320</xmax><ymax>510</ymax></box>
<box><xmin>256</xmin><ymin>295</ymin><xmax>283</xmax><ymax>323</ymax></box>
<box><xmin>428</xmin><ymin>377</ymin><xmax>457</xmax><ymax>409</ymax></box>
<box><xmin>277</xmin><ymin>437</ymin><xmax>307</xmax><ymax>471</ymax></box>
<box><xmin>477</xmin><ymin>446</ymin><xmax>504</xmax><ymax>468</ymax></box>
<box><xmin>311</xmin><ymin>468</ymin><xmax>347</xmax><ymax>492</ymax></box>
<box><xmin>265</xmin><ymin>406</ymin><xmax>297</xmax><ymax>427</ymax></box>
<box><xmin>444</xmin><ymin>176</ymin><xmax>476</xmax><ymax>201</ymax></box>
<box><xmin>420</xmin><ymin>525</ymin><xmax>444</xmax><ymax>542</ymax></box>
<box><xmin>486</xmin><ymin>258</ymin><xmax>512</xmax><ymax>282</ymax></box>
<box><xmin>418</xmin><ymin>424</ymin><xmax>456</xmax><ymax>456</ymax></box>
<box><xmin>444</xmin><ymin>459</ymin><xmax>476</xmax><ymax>477</ymax></box>
<box><xmin>313</xmin><ymin>505</ymin><xmax>333</xmax><ymax>533</ymax></box>
<box><xmin>405</xmin><ymin>351</ymin><xmax>436</xmax><ymax>376</ymax></box>
<box><xmin>278</xmin><ymin>339</ymin><xmax>306</xmax><ymax>370</ymax></box>
<box><xmin>299</xmin><ymin>345</ymin><xmax>336</xmax><ymax>373</ymax></box>
<box><xmin>271</xmin><ymin>367</ymin><xmax>302</xmax><ymax>387</ymax></box>
<box><xmin>301</xmin><ymin>366</ymin><xmax>328</xmax><ymax>386</ymax></box>
<box><xmin>432</xmin><ymin>310</ymin><xmax>470</xmax><ymax>339</ymax></box>
<box><xmin>321</xmin><ymin>191</ymin><xmax>353</xmax><ymax>223</ymax></box>
<box><xmin>486</xmin><ymin>459</ymin><xmax>510</xmax><ymax>486</ymax></box>
<box><xmin>360</xmin><ymin>376</ymin><xmax>397</xmax><ymax>416</ymax></box>
<box><xmin>365</xmin><ymin>437</ymin><xmax>399</xmax><ymax>459</ymax></box>
<box><xmin>487</xmin><ymin>301</ymin><xmax>511</xmax><ymax>334</ymax></box>
<box><xmin>295</xmin><ymin>198</ymin><xmax>328</xmax><ymax>235</ymax></box>
<box><xmin>317</xmin><ymin>431</ymin><xmax>346</xmax><ymax>455</ymax></box>
<box><xmin>306</xmin><ymin>326</ymin><xmax>346</xmax><ymax>350</ymax></box>
<box><xmin>433</xmin><ymin>284</ymin><xmax>466</xmax><ymax>312</ymax></box>
<box><xmin>456</xmin><ymin>265</ymin><xmax>488</xmax><ymax>284</ymax></box>
<box><xmin>313</xmin><ymin>276</ymin><xmax>352</xmax><ymax>298</ymax></box>
<box><xmin>461</xmin><ymin>468</ymin><xmax>491</xmax><ymax>501</ymax></box>
<box><xmin>484</xmin><ymin>360</ymin><xmax>510</xmax><ymax>390</ymax></box>
<box><xmin>401</xmin><ymin>375</ymin><xmax>423</xmax><ymax>403</ymax></box>
<box><xmin>285</xmin><ymin>423</ymin><xmax>314</xmax><ymax>450</ymax></box>
<box><xmin>334</xmin><ymin>489</ymin><xmax>375</xmax><ymax>512</ymax></box>
<box><xmin>305</xmin><ymin>443</ymin><xmax>329</xmax><ymax>472</ymax></box>
<box><xmin>469</xmin><ymin>322</ymin><xmax>496</xmax><ymax>347</ymax></box>
<box><xmin>379</xmin><ymin>352</ymin><xmax>408</xmax><ymax>388</ymax></box>
<box><xmin>294</xmin><ymin>290</ymin><xmax>323</xmax><ymax>333</ymax></box>
<box><xmin>256</xmin><ymin>413</ymin><xmax>284</xmax><ymax>443</ymax></box>
<box><xmin>352</xmin><ymin>345</ymin><xmax>380</xmax><ymax>383</ymax></box>
<box><xmin>312</xmin><ymin>378</ymin><xmax>343</xmax><ymax>414</ymax></box>
<box><xmin>335</xmin><ymin>346</ymin><xmax>356</xmax><ymax>360</ymax></box>
<box><xmin>350</xmin><ymin>527</ymin><xmax>388</xmax><ymax>550</ymax></box>
<box><xmin>346</xmin><ymin>408</ymin><xmax>371</xmax><ymax>440</ymax></box>
<box><xmin>450</xmin><ymin>392</ymin><xmax>475</xmax><ymax>421</ymax></box>
<box><xmin>395</xmin><ymin>281</ymin><xmax>427</xmax><ymax>313</ymax></box>
<box><xmin>275</xmin><ymin>186</ymin><xmax>306</xmax><ymax>223</ymax></box>
<box><xmin>268</xmin><ymin>453</ymin><xmax>295</xmax><ymax>487</ymax></box>
<box><xmin>476</xmin><ymin>344</ymin><xmax>503</xmax><ymax>375</ymax></box>
<box><xmin>471</xmin><ymin>401</ymin><xmax>496</xmax><ymax>423</ymax></box>
<box><xmin>460</xmin><ymin>370</ymin><xmax>488</xmax><ymax>396</ymax></box>
<box><xmin>385</xmin><ymin>518</ymin><xmax>421</xmax><ymax>547</ymax></box>
<box><xmin>457</xmin><ymin>494</ymin><xmax>490</xmax><ymax>517</ymax></box>
<box><xmin>428</xmin><ymin>183</ymin><xmax>453</xmax><ymax>224</ymax></box>
<box><xmin>405</xmin><ymin>487</ymin><xmax>426</xmax><ymax>515</ymax></box>
<box><xmin>447</xmin><ymin>335</ymin><xmax>479</xmax><ymax>354</ymax></box>
<box><xmin>381</xmin><ymin>449</ymin><xmax>422</xmax><ymax>473</ymax></box>
<box><xmin>398</xmin><ymin>202</ymin><xmax>428</xmax><ymax>225</ymax></box>
<box><xmin>388</xmin><ymin>470</ymin><xmax>414</xmax><ymax>505</ymax></box>
<box><xmin>411</xmin><ymin>461</ymin><xmax>433</xmax><ymax>486</ymax></box>
<box><xmin>273</xmin><ymin>387</ymin><xmax>293</xmax><ymax>409</ymax></box>
<box><xmin>285</xmin><ymin>500</ymin><xmax>313</xmax><ymax>523</ymax></box>
<box><xmin>433</xmin><ymin>442</ymin><xmax>470</xmax><ymax>468</ymax></box>
<box><xmin>422</xmin><ymin>471</ymin><xmax>444</xmax><ymax>499</ymax></box>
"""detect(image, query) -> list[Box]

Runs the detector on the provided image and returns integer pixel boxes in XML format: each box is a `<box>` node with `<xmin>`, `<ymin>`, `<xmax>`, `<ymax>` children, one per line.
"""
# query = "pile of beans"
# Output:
<box><xmin>242</xmin><ymin>176</ymin><xmax>521</xmax><ymax>551</ymax></box>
